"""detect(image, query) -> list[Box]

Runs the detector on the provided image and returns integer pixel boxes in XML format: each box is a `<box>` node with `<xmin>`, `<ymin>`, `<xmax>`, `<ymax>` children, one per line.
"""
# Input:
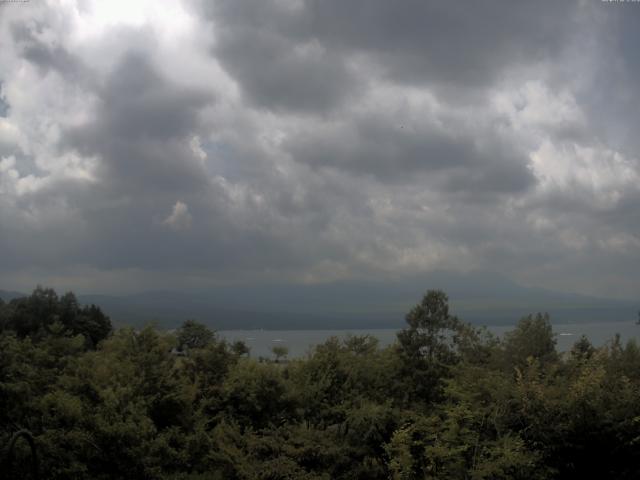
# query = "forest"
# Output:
<box><xmin>2</xmin><ymin>287</ymin><xmax>640</xmax><ymax>479</ymax></box>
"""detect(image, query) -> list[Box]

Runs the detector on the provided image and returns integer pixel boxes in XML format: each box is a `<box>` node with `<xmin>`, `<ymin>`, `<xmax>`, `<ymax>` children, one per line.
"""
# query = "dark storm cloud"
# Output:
<box><xmin>574</xmin><ymin>5</ymin><xmax>640</xmax><ymax>159</ymax></box>
<box><xmin>307</xmin><ymin>0</ymin><xmax>576</xmax><ymax>87</ymax></box>
<box><xmin>63</xmin><ymin>52</ymin><xmax>214</xmax><ymax>195</ymax></box>
<box><xmin>48</xmin><ymin>49</ymin><xmax>348</xmax><ymax>274</ymax></box>
<box><xmin>198</xmin><ymin>0</ymin><xmax>577</xmax><ymax>112</ymax></box>
<box><xmin>285</xmin><ymin>114</ymin><xmax>535</xmax><ymax>195</ymax></box>
<box><xmin>1</xmin><ymin>0</ymin><xmax>639</xmax><ymax>299</ymax></box>
<box><xmin>203</xmin><ymin>0</ymin><xmax>359</xmax><ymax>113</ymax></box>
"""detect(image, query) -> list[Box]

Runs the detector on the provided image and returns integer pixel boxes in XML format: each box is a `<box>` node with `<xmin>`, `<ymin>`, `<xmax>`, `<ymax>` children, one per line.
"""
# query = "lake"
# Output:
<box><xmin>219</xmin><ymin>321</ymin><xmax>640</xmax><ymax>359</ymax></box>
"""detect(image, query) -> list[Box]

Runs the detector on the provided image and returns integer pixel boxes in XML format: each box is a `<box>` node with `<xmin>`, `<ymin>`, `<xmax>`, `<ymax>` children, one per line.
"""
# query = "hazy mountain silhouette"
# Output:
<box><xmin>2</xmin><ymin>273</ymin><xmax>636</xmax><ymax>329</ymax></box>
<box><xmin>0</xmin><ymin>290</ymin><xmax>26</xmax><ymax>302</ymax></box>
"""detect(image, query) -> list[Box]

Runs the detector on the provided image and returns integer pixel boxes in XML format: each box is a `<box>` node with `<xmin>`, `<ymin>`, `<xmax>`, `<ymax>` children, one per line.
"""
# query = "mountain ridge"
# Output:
<box><xmin>2</xmin><ymin>271</ymin><xmax>636</xmax><ymax>329</ymax></box>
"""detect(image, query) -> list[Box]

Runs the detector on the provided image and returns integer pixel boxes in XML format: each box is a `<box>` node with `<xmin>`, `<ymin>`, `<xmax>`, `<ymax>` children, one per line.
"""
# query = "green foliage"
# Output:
<box><xmin>231</xmin><ymin>340</ymin><xmax>251</xmax><ymax>357</ymax></box>
<box><xmin>0</xmin><ymin>287</ymin><xmax>111</xmax><ymax>347</ymax></box>
<box><xmin>503</xmin><ymin>313</ymin><xmax>557</xmax><ymax>369</ymax></box>
<box><xmin>570</xmin><ymin>334</ymin><xmax>595</xmax><ymax>361</ymax></box>
<box><xmin>396</xmin><ymin>290</ymin><xmax>464</xmax><ymax>405</ymax></box>
<box><xmin>221</xmin><ymin>360</ymin><xmax>294</xmax><ymax>430</ymax></box>
<box><xmin>177</xmin><ymin>320</ymin><xmax>215</xmax><ymax>351</ymax></box>
<box><xmin>2</xmin><ymin>286</ymin><xmax>640</xmax><ymax>478</ymax></box>
<box><xmin>271</xmin><ymin>345</ymin><xmax>289</xmax><ymax>362</ymax></box>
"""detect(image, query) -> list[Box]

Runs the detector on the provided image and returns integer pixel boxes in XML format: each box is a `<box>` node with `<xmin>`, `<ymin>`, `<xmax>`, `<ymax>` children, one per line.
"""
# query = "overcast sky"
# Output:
<box><xmin>0</xmin><ymin>0</ymin><xmax>639</xmax><ymax>300</ymax></box>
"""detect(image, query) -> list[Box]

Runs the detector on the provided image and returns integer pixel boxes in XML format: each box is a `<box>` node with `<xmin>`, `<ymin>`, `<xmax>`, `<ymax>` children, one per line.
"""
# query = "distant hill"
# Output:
<box><xmin>77</xmin><ymin>293</ymin><xmax>358</xmax><ymax>330</ymax></box>
<box><xmin>78</xmin><ymin>272</ymin><xmax>637</xmax><ymax>330</ymax></box>
<box><xmin>0</xmin><ymin>289</ymin><xmax>25</xmax><ymax>302</ymax></box>
<box><xmin>3</xmin><ymin>272</ymin><xmax>637</xmax><ymax>330</ymax></box>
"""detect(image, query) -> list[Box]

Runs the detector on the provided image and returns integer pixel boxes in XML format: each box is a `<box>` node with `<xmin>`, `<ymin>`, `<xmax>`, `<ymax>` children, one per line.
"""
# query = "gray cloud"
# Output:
<box><xmin>63</xmin><ymin>52</ymin><xmax>214</xmax><ymax>195</ymax></box>
<box><xmin>0</xmin><ymin>82</ymin><xmax>9</xmax><ymax>118</ymax></box>
<box><xmin>198</xmin><ymin>0</ymin><xmax>577</xmax><ymax>112</ymax></box>
<box><xmin>307</xmin><ymin>0</ymin><xmax>575</xmax><ymax>86</ymax></box>
<box><xmin>10</xmin><ymin>22</ymin><xmax>93</xmax><ymax>86</ymax></box>
<box><xmin>0</xmin><ymin>0</ymin><xmax>638</xmax><ymax>302</ymax></box>
<box><xmin>285</xmin><ymin>114</ymin><xmax>535</xmax><ymax>196</ymax></box>
<box><xmin>200</xmin><ymin>0</ymin><xmax>359</xmax><ymax>113</ymax></box>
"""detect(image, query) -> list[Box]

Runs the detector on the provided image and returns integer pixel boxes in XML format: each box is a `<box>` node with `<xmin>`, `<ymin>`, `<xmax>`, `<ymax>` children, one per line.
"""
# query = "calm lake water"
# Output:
<box><xmin>219</xmin><ymin>321</ymin><xmax>640</xmax><ymax>359</ymax></box>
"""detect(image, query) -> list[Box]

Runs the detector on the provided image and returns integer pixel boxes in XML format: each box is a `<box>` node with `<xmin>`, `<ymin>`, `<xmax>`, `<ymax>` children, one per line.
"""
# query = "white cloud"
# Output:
<box><xmin>530</xmin><ymin>140</ymin><xmax>639</xmax><ymax>207</ymax></box>
<box><xmin>162</xmin><ymin>200</ymin><xmax>193</xmax><ymax>230</ymax></box>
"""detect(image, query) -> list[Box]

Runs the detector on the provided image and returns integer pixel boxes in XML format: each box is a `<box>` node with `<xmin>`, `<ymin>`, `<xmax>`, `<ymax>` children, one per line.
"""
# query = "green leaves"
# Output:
<box><xmin>386</xmin><ymin>405</ymin><xmax>539</xmax><ymax>480</ymax></box>
<box><xmin>3</xmin><ymin>287</ymin><xmax>640</xmax><ymax>478</ymax></box>
<box><xmin>503</xmin><ymin>313</ymin><xmax>557</xmax><ymax>369</ymax></box>
<box><xmin>1</xmin><ymin>287</ymin><xmax>112</xmax><ymax>347</ymax></box>
<box><xmin>396</xmin><ymin>290</ymin><xmax>463</xmax><ymax>406</ymax></box>
<box><xmin>177</xmin><ymin>320</ymin><xmax>215</xmax><ymax>352</ymax></box>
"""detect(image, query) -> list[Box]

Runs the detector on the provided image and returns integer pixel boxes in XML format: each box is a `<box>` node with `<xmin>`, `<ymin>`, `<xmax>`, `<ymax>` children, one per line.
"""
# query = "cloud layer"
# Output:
<box><xmin>0</xmin><ymin>0</ymin><xmax>639</xmax><ymax>299</ymax></box>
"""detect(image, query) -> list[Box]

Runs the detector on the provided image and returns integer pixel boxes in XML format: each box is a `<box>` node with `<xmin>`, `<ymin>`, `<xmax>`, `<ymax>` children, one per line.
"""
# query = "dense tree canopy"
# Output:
<box><xmin>0</xmin><ymin>287</ymin><xmax>112</xmax><ymax>347</ymax></box>
<box><xmin>177</xmin><ymin>319</ymin><xmax>215</xmax><ymax>351</ymax></box>
<box><xmin>1</xmin><ymin>287</ymin><xmax>640</xmax><ymax>479</ymax></box>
